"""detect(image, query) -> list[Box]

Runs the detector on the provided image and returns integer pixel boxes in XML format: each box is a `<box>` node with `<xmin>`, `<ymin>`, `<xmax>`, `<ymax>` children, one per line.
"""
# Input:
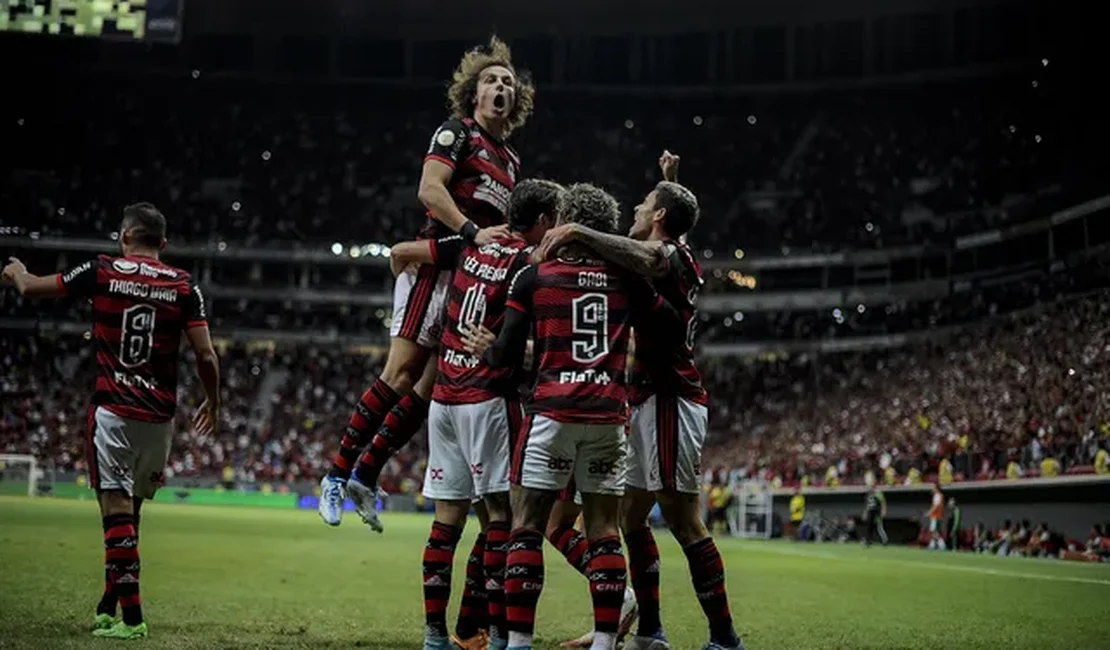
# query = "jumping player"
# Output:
<box><xmin>319</xmin><ymin>36</ymin><xmax>535</xmax><ymax>531</ymax></box>
<box><xmin>474</xmin><ymin>183</ymin><xmax>684</xmax><ymax>650</ymax></box>
<box><xmin>535</xmin><ymin>152</ymin><xmax>745</xmax><ymax>650</ymax></box>
<box><xmin>389</xmin><ymin>179</ymin><xmax>562</xmax><ymax>650</ymax></box>
<box><xmin>2</xmin><ymin>203</ymin><xmax>220</xmax><ymax>641</ymax></box>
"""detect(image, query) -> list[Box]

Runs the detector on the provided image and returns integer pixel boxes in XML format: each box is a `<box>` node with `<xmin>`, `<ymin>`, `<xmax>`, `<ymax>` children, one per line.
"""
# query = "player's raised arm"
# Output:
<box><xmin>536</xmin><ymin>225</ymin><xmax>670</xmax><ymax>278</ymax></box>
<box><xmin>182</xmin><ymin>284</ymin><xmax>220</xmax><ymax>436</ymax></box>
<box><xmin>2</xmin><ymin>256</ymin><xmax>92</xmax><ymax>299</ymax></box>
<box><xmin>659</xmin><ymin>149</ymin><xmax>680</xmax><ymax>182</ymax></box>
<box><xmin>481</xmin><ymin>264</ymin><xmax>536</xmax><ymax>369</ymax></box>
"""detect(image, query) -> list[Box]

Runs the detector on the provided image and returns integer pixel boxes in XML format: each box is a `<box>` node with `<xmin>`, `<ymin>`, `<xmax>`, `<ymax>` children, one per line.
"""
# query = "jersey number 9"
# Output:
<box><xmin>571</xmin><ymin>293</ymin><xmax>609</xmax><ymax>363</ymax></box>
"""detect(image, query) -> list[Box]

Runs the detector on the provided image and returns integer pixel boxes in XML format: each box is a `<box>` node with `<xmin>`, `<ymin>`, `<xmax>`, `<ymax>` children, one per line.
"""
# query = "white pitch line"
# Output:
<box><xmin>748</xmin><ymin>543</ymin><xmax>1110</xmax><ymax>587</ymax></box>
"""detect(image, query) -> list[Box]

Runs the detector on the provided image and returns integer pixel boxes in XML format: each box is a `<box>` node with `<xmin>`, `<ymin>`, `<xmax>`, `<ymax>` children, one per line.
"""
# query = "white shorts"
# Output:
<box><xmin>389</xmin><ymin>265</ymin><xmax>451</xmax><ymax>348</ymax></box>
<box><xmin>512</xmin><ymin>414</ymin><xmax>627</xmax><ymax>496</ymax></box>
<box><xmin>930</xmin><ymin>518</ymin><xmax>941</xmax><ymax>533</ymax></box>
<box><xmin>423</xmin><ymin>397</ymin><xmax>514</xmax><ymax>500</ymax></box>
<box><xmin>627</xmin><ymin>395</ymin><xmax>708</xmax><ymax>494</ymax></box>
<box><xmin>87</xmin><ymin>406</ymin><xmax>173</xmax><ymax>499</ymax></box>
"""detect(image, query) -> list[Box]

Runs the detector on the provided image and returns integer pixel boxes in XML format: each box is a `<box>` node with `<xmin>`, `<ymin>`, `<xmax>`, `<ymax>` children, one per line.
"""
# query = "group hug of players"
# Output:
<box><xmin>0</xmin><ymin>37</ymin><xmax>743</xmax><ymax>649</ymax></box>
<box><xmin>313</xmin><ymin>40</ymin><xmax>745</xmax><ymax>650</ymax></box>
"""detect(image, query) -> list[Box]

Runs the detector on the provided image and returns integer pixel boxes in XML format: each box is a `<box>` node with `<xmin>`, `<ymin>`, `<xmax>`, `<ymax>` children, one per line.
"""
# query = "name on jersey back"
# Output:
<box><xmin>109</xmin><ymin>279</ymin><xmax>178</xmax><ymax>303</ymax></box>
<box><xmin>463</xmin><ymin>256</ymin><xmax>509</xmax><ymax>283</ymax></box>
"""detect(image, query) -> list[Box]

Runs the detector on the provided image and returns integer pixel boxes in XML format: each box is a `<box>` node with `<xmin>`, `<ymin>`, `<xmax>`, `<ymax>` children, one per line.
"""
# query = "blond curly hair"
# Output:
<box><xmin>447</xmin><ymin>36</ymin><xmax>535</xmax><ymax>136</ymax></box>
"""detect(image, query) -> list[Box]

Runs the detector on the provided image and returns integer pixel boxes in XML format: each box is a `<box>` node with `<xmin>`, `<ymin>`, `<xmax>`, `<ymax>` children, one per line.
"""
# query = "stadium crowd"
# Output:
<box><xmin>1</xmin><ymin>64</ymin><xmax>1104</xmax><ymax>497</ymax></box>
<box><xmin>4</xmin><ymin>291</ymin><xmax>1108</xmax><ymax>491</ymax></box>
<box><xmin>1</xmin><ymin>71</ymin><xmax>1083</xmax><ymax>255</ymax></box>
<box><xmin>702</xmin><ymin>292</ymin><xmax>1110</xmax><ymax>487</ymax></box>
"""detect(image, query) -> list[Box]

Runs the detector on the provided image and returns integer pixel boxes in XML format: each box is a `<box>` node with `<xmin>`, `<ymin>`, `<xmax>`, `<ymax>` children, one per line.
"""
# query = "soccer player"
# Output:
<box><xmin>861</xmin><ymin>485</ymin><xmax>888</xmax><ymax>547</ymax></box>
<box><xmin>474</xmin><ymin>183</ymin><xmax>684</xmax><ymax>650</ymax></box>
<box><xmin>1</xmin><ymin>203</ymin><xmax>220</xmax><ymax>640</ymax></box>
<box><xmin>389</xmin><ymin>179</ymin><xmax>561</xmax><ymax>650</ymax></box>
<box><xmin>927</xmin><ymin>483</ymin><xmax>946</xmax><ymax>550</ymax></box>
<box><xmin>318</xmin><ymin>36</ymin><xmax>535</xmax><ymax>531</ymax></box>
<box><xmin>534</xmin><ymin>152</ymin><xmax>745</xmax><ymax>650</ymax></box>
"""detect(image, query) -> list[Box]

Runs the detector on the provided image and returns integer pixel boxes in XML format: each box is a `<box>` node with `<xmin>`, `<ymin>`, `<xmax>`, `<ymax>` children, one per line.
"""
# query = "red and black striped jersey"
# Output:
<box><xmin>420</xmin><ymin>117</ymin><xmax>520</xmax><ymax>239</ymax></box>
<box><xmin>630</xmin><ymin>240</ymin><xmax>708</xmax><ymax>406</ymax></box>
<box><xmin>502</xmin><ymin>254</ymin><xmax>679</xmax><ymax>424</ymax></box>
<box><xmin>425</xmin><ymin>233</ymin><xmax>532</xmax><ymax>404</ymax></box>
<box><xmin>58</xmin><ymin>255</ymin><xmax>207</xmax><ymax>423</ymax></box>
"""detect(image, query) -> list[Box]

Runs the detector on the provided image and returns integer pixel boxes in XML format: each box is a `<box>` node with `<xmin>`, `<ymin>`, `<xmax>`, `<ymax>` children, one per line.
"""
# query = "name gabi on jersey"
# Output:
<box><xmin>559</xmin><ymin>369</ymin><xmax>612</xmax><ymax>384</ymax></box>
<box><xmin>473</xmin><ymin>173</ymin><xmax>511</xmax><ymax>214</ymax></box>
<box><xmin>462</xmin><ymin>256</ymin><xmax>509</xmax><ymax>282</ymax></box>
<box><xmin>578</xmin><ymin>272</ymin><xmax>608</xmax><ymax>288</ymax></box>
<box><xmin>108</xmin><ymin>279</ymin><xmax>178</xmax><ymax>303</ymax></box>
<box><xmin>444</xmin><ymin>348</ymin><xmax>480</xmax><ymax>369</ymax></box>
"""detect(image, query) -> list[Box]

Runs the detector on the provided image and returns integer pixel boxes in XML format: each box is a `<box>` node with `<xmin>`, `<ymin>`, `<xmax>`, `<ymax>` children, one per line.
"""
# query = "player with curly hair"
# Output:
<box><xmin>319</xmin><ymin>37</ymin><xmax>536</xmax><ymax>535</ymax></box>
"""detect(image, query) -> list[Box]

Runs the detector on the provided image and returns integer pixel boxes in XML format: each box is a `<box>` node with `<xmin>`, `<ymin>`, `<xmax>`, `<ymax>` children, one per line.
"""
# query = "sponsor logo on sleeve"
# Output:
<box><xmin>112</xmin><ymin>259</ymin><xmax>139</xmax><ymax>275</ymax></box>
<box><xmin>63</xmin><ymin>261</ymin><xmax>93</xmax><ymax>284</ymax></box>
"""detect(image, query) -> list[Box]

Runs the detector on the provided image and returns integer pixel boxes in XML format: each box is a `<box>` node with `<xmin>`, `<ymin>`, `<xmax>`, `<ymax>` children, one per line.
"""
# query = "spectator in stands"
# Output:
<box><xmin>1096</xmin><ymin>444</ymin><xmax>1109</xmax><ymax>475</ymax></box>
<box><xmin>1040</xmin><ymin>451</ymin><xmax>1061</xmax><ymax>478</ymax></box>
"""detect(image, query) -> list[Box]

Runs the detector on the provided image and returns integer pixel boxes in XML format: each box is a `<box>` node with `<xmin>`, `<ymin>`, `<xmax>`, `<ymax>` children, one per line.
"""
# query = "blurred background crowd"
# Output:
<box><xmin>2</xmin><ymin>0</ymin><xmax>1107</xmax><ymax>504</ymax></box>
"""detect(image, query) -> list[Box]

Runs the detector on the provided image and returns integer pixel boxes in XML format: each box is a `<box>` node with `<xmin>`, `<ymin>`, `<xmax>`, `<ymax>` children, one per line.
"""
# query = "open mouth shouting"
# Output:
<box><xmin>492</xmin><ymin>92</ymin><xmax>508</xmax><ymax>115</ymax></box>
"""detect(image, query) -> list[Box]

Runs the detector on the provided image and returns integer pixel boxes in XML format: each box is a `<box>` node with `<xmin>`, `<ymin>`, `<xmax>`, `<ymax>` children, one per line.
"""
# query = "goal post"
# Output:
<box><xmin>0</xmin><ymin>454</ymin><xmax>42</xmax><ymax>497</ymax></box>
<box><xmin>727</xmin><ymin>479</ymin><xmax>774</xmax><ymax>539</ymax></box>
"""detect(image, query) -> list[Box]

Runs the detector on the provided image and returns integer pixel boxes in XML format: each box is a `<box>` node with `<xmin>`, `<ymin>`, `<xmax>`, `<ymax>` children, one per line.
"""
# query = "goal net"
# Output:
<box><xmin>0</xmin><ymin>454</ymin><xmax>51</xmax><ymax>497</ymax></box>
<box><xmin>727</xmin><ymin>479</ymin><xmax>774</xmax><ymax>539</ymax></box>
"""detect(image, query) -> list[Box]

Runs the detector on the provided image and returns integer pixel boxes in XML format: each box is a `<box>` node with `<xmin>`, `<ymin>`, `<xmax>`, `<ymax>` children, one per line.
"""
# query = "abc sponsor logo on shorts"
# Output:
<box><xmin>546</xmin><ymin>457</ymin><xmax>573</xmax><ymax>472</ymax></box>
<box><xmin>588</xmin><ymin>459</ymin><xmax>619</xmax><ymax>476</ymax></box>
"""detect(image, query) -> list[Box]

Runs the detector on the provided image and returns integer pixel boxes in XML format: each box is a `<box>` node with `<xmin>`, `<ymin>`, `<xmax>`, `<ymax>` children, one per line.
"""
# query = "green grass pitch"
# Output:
<box><xmin>0</xmin><ymin>496</ymin><xmax>1107</xmax><ymax>649</ymax></box>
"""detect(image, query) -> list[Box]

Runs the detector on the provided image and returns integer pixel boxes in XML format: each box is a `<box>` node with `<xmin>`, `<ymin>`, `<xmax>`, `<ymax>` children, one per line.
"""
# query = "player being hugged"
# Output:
<box><xmin>390</xmin><ymin>179</ymin><xmax>561</xmax><ymax>650</ymax></box>
<box><xmin>2</xmin><ymin>203</ymin><xmax>221</xmax><ymax>641</ymax></box>
<box><xmin>467</xmin><ymin>184</ymin><xmax>685</xmax><ymax>650</ymax></box>
<box><xmin>319</xmin><ymin>36</ymin><xmax>536</xmax><ymax>531</ymax></box>
<box><xmin>534</xmin><ymin>152</ymin><xmax>745</xmax><ymax>650</ymax></box>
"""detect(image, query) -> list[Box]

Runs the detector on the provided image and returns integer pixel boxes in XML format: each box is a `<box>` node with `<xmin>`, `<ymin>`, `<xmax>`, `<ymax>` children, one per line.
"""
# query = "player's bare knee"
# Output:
<box><xmin>434</xmin><ymin>499</ymin><xmax>471</xmax><ymax>528</ymax></box>
<box><xmin>659</xmin><ymin>491</ymin><xmax>708</xmax><ymax>546</ymax></box>
<box><xmin>581</xmin><ymin>493</ymin><xmax>621</xmax><ymax>541</ymax></box>
<box><xmin>549</xmin><ymin>500</ymin><xmax>581</xmax><ymax>532</ymax></box>
<box><xmin>510</xmin><ymin>486</ymin><xmax>554</xmax><ymax>531</ymax></box>
<box><xmin>619</xmin><ymin>488</ymin><xmax>656</xmax><ymax>533</ymax></box>
<box><xmin>412</xmin><ymin>354</ymin><xmax>438</xmax><ymax>401</ymax></box>
<box><xmin>98</xmin><ymin>490</ymin><xmax>134</xmax><ymax>516</ymax></box>
<box><xmin>380</xmin><ymin>338</ymin><xmax>430</xmax><ymax>393</ymax></box>
<box><xmin>484</xmin><ymin>492</ymin><xmax>511</xmax><ymax>523</ymax></box>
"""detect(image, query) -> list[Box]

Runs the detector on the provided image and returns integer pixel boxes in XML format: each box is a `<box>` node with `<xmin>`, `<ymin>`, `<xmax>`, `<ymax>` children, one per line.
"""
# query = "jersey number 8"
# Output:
<box><xmin>120</xmin><ymin>304</ymin><xmax>157</xmax><ymax>367</ymax></box>
<box><xmin>571</xmin><ymin>293</ymin><xmax>608</xmax><ymax>363</ymax></box>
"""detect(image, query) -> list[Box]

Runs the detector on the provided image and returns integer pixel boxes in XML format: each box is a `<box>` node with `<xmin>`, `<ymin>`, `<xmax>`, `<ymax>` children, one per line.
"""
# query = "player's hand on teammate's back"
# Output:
<box><xmin>533</xmin><ymin>224</ymin><xmax>580</xmax><ymax>262</ymax></box>
<box><xmin>3</xmin><ymin>257</ymin><xmax>27</xmax><ymax>283</ymax></box>
<box><xmin>460</xmin><ymin>323</ymin><xmax>496</xmax><ymax>356</ymax></box>
<box><xmin>193</xmin><ymin>398</ymin><xmax>220</xmax><ymax>436</ymax></box>
<box><xmin>475</xmin><ymin>224</ymin><xmax>514</xmax><ymax>246</ymax></box>
<box><xmin>659</xmin><ymin>149</ymin><xmax>680</xmax><ymax>181</ymax></box>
